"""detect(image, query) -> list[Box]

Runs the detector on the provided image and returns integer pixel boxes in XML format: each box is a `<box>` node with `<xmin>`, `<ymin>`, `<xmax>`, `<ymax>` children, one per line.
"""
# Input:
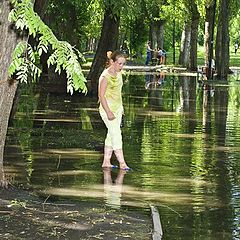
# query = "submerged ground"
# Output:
<box><xmin>1</xmin><ymin>69</ymin><xmax>240</xmax><ymax>239</ymax></box>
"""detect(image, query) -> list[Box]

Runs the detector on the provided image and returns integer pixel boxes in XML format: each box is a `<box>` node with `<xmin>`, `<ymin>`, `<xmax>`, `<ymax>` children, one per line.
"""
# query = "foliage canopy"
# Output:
<box><xmin>8</xmin><ymin>0</ymin><xmax>87</xmax><ymax>95</ymax></box>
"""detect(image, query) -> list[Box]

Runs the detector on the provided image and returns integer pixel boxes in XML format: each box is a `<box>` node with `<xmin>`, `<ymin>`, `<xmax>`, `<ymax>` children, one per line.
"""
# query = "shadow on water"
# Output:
<box><xmin>2</xmin><ymin>72</ymin><xmax>240</xmax><ymax>239</ymax></box>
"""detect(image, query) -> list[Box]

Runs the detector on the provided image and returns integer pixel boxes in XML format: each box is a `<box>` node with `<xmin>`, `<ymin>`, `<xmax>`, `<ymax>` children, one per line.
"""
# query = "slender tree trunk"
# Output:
<box><xmin>87</xmin><ymin>8</ymin><xmax>120</xmax><ymax>95</ymax></box>
<box><xmin>149</xmin><ymin>24</ymin><xmax>153</xmax><ymax>46</ymax></box>
<box><xmin>0</xmin><ymin>0</ymin><xmax>20</xmax><ymax>164</ymax></box>
<box><xmin>215</xmin><ymin>0</ymin><xmax>230</xmax><ymax>78</ymax></box>
<box><xmin>178</xmin><ymin>21</ymin><xmax>191</xmax><ymax>67</ymax></box>
<box><xmin>156</xmin><ymin>20</ymin><xmax>165</xmax><ymax>49</ymax></box>
<box><xmin>204</xmin><ymin>0</ymin><xmax>216</xmax><ymax>67</ymax></box>
<box><xmin>189</xmin><ymin>2</ymin><xmax>200</xmax><ymax>71</ymax></box>
<box><xmin>172</xmin><ymin>19</ymin><xmax>176</xmax><ymax>65</ymax></box>
<box><xmin>151</xmin><ymin>22</ymin><xmax>158</xmax><ymax>49</ymax></box>
<box><xmin>151</xmin><ymin>20</ymin><xmax>165</xmax><ymax>49</ymax></box>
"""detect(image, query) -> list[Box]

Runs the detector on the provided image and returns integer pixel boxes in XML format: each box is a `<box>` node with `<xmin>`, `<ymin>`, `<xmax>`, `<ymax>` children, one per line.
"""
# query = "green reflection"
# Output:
<box><xmin>3</xmin><ymin>73</ymin><xmax>240</xmax><ymax>239</ymax></box>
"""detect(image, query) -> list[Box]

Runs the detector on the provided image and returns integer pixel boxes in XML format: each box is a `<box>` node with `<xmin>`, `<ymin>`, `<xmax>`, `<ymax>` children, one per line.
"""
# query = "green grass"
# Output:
<box><xmin>229</xmin><ymin>52</ymin><xmax>240</xmax><ymax>66</ymax></box>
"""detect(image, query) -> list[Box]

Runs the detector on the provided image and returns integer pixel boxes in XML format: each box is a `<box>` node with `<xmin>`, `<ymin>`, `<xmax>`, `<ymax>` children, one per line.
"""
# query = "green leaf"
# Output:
<box><xmin>8</xmin><ymin>0</ymin><xmax>87</xmax><ymax>94</ymax></box>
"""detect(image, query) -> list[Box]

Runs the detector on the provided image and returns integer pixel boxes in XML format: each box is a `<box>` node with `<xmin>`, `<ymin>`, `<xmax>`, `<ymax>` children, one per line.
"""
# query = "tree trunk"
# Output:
<box><xmin>150</xmin><ymin>20</ymin><xmax>165</xmax><ymax>49</ymax></box>
<box><xmin>156</xmin><ymin>20</ymin><xmax>165</xmax><ymax>49</ymax></box>
<box><xmin>172</xmin><ymin>19</ymin><xmax>176</xmax><ymax>64</ymax></box>
<box><xmin>34</xmin><ymin>0</ymin><xmax>49</xmax><ymax>19</ymax></box>
<box><xmin>215</xmin><ymin>0</ymin><xmax>230</xmax><ymax>78</ymax></box>
<box><xmin>204</xmin><ymin>0</ymin><xmax>216</xmax><ymax>67</ymax></box>
<box><xmin>87</xmin><ymin>8</ymin><xmax>120</xmax><ymax>95</ymax></box>
<box><xmin>178</xmin><ymin>21</ymin><xmax>191</xmax><ymax>67</ymax></box>
<box><xmin>189</xmin><ymin>2</ymin><xmax>200</xmax><ymax>71</ymax></box>
<box><xmin>151</xmin><ymin>22</ymin><xmax>158</xmax><ymax>49</ymax></box>
<box><xmin>0</xmin><ymin>0</ymin><xmax>20</xmax><ymax>164</ymax></box>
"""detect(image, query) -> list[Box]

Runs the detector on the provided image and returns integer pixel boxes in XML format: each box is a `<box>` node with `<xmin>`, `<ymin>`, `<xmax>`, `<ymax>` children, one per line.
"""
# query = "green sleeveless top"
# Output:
<box><xmin>99</xmin><ymin>69</ymin><xmax>123</xmax><ymax>113</ymax></box>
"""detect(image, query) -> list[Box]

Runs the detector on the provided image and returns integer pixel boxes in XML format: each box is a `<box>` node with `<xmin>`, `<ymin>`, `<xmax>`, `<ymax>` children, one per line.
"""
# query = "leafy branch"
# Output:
<box><xmin>8</xmin><ymin>0</ymin><xmax>87</xmax><ymax>94</ymax></box>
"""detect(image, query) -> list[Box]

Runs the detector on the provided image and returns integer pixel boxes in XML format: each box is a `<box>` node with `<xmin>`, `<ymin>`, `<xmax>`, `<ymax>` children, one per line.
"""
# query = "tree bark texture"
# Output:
<box><xmin>189</xmin><ymin>2</ymin><xmax>200</xmax><ymax>71</ymax></box>
<box><xmin>0</xmin><ymin>0</ymin><xmax>19</xmax><ymax>164</ymax></box>
<box><xmin>204</xmin><ymin>1</ymin><xmax>216</xmax><ymax>67</ymax></box>
<box><xmin>156</xmin><ymin>20</ymin><xmax>165</xmax><ymax>49</ymax></box>
<box><xmin>151</xmin><ymin>22</ymin><xmax>158</xmax><ymax>49</ymax></box>
<box><xmin>178</xmin><ymin>21</ymin><xmax>191</xmax><ymax>67</ymax></box>
<box><xmin>87</xmin><ymin>8</ymin><xmax>120</xmax><ymax>95</ymax></box>
<box><xmin>215</xmin><ymin>0</ymin><xmax>230</xmax><ymax>78</ymax></box>
<box><xmin>34</xmin><ymin>0</ymin><xmax>49</xmax><ymax>20</ymax></box>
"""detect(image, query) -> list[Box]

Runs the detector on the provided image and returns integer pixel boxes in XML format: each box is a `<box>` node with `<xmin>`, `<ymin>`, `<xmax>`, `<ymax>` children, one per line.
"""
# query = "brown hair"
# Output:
<box><xmin>105</xmin><ymin>50</ymin><xmax>126</xmax><ymax>67</ymax></box>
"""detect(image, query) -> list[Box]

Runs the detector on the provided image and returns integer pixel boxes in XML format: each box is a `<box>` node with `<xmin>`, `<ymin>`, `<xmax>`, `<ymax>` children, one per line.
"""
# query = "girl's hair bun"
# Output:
<box><xmin>107</xmin><ymin>51</ymin><xmax>112</xmax><ymax>60</ymax></box>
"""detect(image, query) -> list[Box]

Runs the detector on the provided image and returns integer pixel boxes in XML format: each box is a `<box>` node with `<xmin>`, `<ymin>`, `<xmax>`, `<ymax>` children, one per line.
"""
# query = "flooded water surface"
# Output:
<box><xmin>3</xmin><ymin>72</ymin><xmax>240</xmax><ymax>239</ymax></box>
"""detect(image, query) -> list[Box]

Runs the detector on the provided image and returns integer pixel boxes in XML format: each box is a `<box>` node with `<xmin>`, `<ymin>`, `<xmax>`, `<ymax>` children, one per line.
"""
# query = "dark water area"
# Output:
<box><xmin>3</xmin><ymin>71</ymin><xmax>240</xmax><ymax>239</ymax></box>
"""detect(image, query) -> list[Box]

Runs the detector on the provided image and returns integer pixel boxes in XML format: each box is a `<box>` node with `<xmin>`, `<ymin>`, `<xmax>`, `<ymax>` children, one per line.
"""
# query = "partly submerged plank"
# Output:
<box><xmin>151</xmin><ymin>205</ymin><xmax>163</xmax><ymax>240</ymax></box>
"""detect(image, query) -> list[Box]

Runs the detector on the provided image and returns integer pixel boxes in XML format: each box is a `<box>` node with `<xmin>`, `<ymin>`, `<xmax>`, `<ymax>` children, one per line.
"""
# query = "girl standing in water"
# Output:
<box><xmin>98</xmin><ymin>51</ymin><xmax>130</xmax><ymax>170</ymax></box>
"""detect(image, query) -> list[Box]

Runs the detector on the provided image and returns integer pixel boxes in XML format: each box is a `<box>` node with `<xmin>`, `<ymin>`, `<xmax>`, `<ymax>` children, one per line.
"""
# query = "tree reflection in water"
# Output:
<box><xmin>2</xmin><ymin>73</ymin><xmax>240</xmax><ymax>239</ymax></box>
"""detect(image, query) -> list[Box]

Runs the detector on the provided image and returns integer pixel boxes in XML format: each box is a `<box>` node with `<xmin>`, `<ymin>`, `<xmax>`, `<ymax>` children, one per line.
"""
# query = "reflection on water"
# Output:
<box><xmin>3</xmin><ymin>73</ymin><xmax>240</xmax><ymax>239</ymax></box>
<box><xmin>103</xmin><ymin>168</ymin><xmax>126</xmax><ymax>209</ymax></box>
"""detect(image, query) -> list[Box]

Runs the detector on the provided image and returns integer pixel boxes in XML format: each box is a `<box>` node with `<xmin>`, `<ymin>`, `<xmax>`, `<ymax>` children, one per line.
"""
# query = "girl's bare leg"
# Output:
<box><xmin>114</xmin><ymin>149</ymin><xmax>130</xmax><ymax>169</ymax></box>
<box><xmin>102</xmin><ymin>146</ymin><xmax>113</xmax><ymax>168</ymax></box>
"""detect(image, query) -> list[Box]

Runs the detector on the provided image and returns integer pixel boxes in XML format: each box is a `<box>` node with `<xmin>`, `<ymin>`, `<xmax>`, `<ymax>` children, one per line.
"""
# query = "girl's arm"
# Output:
<box><xmin>98</xmin><ymin>76</ymin><xmax>115</xmax><ymax>120</ymax></box>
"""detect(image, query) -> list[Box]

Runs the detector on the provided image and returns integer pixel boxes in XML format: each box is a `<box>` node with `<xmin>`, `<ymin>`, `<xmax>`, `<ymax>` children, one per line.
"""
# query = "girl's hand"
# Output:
<box><xmin>107</xmin><ymin>111</ymin><xmax>115</xmax><ymax>120</ymax></box>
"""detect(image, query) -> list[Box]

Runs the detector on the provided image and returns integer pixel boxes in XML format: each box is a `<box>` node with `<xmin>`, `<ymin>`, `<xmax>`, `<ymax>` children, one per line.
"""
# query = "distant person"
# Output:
<box><xmin>120</xmin><ymin>42</ymin><xmax>129</xmax><ymax>55</ymax></box>
<box><xmin>145</xmin><ymin>41</ymin><xmax>153</xmax><ymax>65</ymax></box>
<box><xmin>161</xmin><ymin>49</ymin><xmax>167</xmax><ymax>64</ymax></box>
<box><xmin>157</xmin><ymin>47</ymin><xmax>167</xmax><ymax>64</ymax></box>
<box><xmin>234</xmin><ymin>42</ymin><xmax>239</xmax><ymax>54</ymax></box>
<box><xmin>157</xmin><ymin>48</ymin><xmax>162</xmax><ymax>64</ymax></box>
<box><xmin>210</xmin><ymin>58</ymin><xmax>216</xmax><ymax>78</ymax></box>
<box><xmin>98</xmin><ymin>50</ymin><xmax>131</xmax><ymax>170</ymax></box>
<box><xmin>211</xmin><ymin>59</ymin><xmax>215</xmax><ymax>70</ymax></box>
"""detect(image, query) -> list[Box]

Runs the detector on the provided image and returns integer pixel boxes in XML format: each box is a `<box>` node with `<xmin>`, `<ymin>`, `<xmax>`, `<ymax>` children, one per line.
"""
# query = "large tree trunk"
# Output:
<box><xmin>156</xmin><ymin>20</ymin><xmax>165</xmax><ymax>49</ymax></box>
<box><xmin>150</xmin><ymin>20</ymin><xmax>165</xmax><ymax>50</ymax></box>
<box><xmin>204</xmin><ymin>0</ymin><xmax>216</xmax><ymax>67</ymax></box>
<box><xmin>178</xmin><ymin>21</ymin><xmax>191</xmax><ymax>67</ymax></box>
<box><xmin>0</xmin><ymin>0</ymin><xmax>20</xmax><ymax>164</ymax></box>
<box><xmin>215</xmin><ymin>0</ymin><xmax>230</xmax><ymax>78</ymax></box>
<box><xmin>189</xmin><ymin>2</ymin><xmax>200</xmax><ymax>71</ymax></box>
<box><xmin>151</xmin><ymin>22</ymin><xmax>158</xmax><ymax>49</ymax></box>
<box><xmin>34</xmin><ymin>0</ymin><xmax>49</xmax><ymax>19</ymax></box>
<box><xmin>87</xmin><ymin>8</ymin><xmax>120</xmax><ymax>95</ymax></box>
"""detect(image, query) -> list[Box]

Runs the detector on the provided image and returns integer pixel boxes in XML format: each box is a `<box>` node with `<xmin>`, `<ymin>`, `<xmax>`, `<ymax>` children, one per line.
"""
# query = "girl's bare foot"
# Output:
<box><xmin>102</xmin><ymin>164</ymin><xmax>118</xmax><ymax>168</ymax></box>
<box><xmin>119</xmin><ymin>163</ymin><xmax>131</xmax><ymax>170</ymax></box>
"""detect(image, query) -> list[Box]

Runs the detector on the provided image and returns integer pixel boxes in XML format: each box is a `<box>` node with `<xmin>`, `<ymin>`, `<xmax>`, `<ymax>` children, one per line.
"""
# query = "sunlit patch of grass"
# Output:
<box><xmin>208</xmin><ymin>146</ymin><xmax>240</xmax><ymax>152</ymax></box>
<box><xmin>45</xmin><ymin>148</ymin><xmax>101</xmax><ymax>156</ymax></box>
<box><xmin>139</xmin><ymin>110</ymin><xmax>188</xmax><ymax>117</ymax></box>
<box><xmin>43</xmin><ymin>181</ymin><xmax>222</xmax><ymax>210</ymax></box>
<box><xmin>33</xmin><ymin>118</ymin><xmax>80</xmax><ymax>123</ymax></box>
<box><xmin>169</xmin><ymin>133</ymin><xmax>196</xmax><ymax>139</ymax></box>
<box><xmin>49</xmin><ymin>170</ymin><xmax>96</xmax><ymax>176</ymax></box>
